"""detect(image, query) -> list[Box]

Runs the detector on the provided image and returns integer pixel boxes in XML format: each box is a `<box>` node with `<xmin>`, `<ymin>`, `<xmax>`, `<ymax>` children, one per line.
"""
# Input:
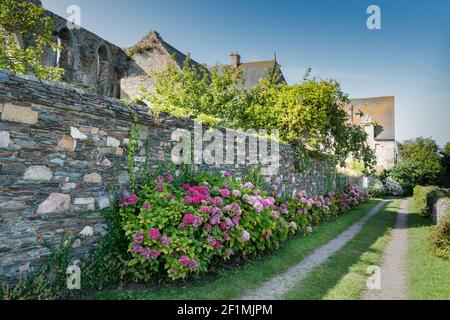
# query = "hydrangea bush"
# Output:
<box><xmin>119</xmin><ymin>172</ymin><xmax>368</xmax><ymax>281</ymax></box>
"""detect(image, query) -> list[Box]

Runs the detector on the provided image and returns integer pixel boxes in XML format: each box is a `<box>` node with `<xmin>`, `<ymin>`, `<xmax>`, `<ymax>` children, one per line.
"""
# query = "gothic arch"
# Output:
<box><xmin>55</xmin><ymin>27</ymin><xmax>76</xmax><ymax>81</ymax></box>
<box><xmin>96</xmin><ymin>44</ymin><xmax>111</xmax><ymax>95</ymax></box>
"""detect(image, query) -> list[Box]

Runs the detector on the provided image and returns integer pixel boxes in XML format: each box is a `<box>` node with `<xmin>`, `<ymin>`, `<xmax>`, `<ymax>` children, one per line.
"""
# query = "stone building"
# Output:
<box><xmin>120</xmin><ymin>31</ymin><xmax>204</xmax><ymax>100</ymax></box>
<box><xmin>347</xmin><ymin>96</ymin><xmax>397</xmax><ymax>170</ymax></box>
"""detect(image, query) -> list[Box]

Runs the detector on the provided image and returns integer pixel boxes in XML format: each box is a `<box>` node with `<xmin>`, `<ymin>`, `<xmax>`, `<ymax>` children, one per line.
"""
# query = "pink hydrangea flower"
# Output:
<box><xmin>224</xmin><ymin>171</ymin><xmax>233</xmax><ymax>178</ymax></box>
<box><xmin>213</xmin><ymin>197</ymin><xmax>223</xmax><ymax>206</ymax></box>
<box><xmin>261</xmin><ymin>198</ymin><xmax>275</xmax><ymax>207</ymax></box>
<box><xmin>141</xmin><ymin>249</ymin><xmax>161</xmax><ymax>260</ymax></box>
<box><xmin>289</xmin><ymin>222</ymin><xmax>298</xmax><ymax>230</ymax></box>
<box><xmin>220</xmin><ymin>189</ymin><xmax>231</xmax><ymax>198</ymax></box>
<box><xmin>164</xmin><ymin>173</ymin><xmax>174</xmax><ymax>183</ymax></box>
<box><xmin>241</xmin><ymin>230</ymin><xmax>250</xmax><ymax>242</ymax></box>
<box><xmin>253</xmin><ymin>201</ymin><xmax>264</xmax><ymax>213</ymax></box>
<box><xmin>155</xmin><ymin>183</ymin><xmax>165</xmax><ymax>192</ymax></box>
<box><xmin>232</xmin><ymin>215</ymin><xmax>240</xmax><ymax>226</ymax></box>
<box><xmin>134</xmin><ymin>232</ymin><xmax>144</xmax><ymax>245</ymax></box>
<box><xmin>142</xmin><ymin>202</ymin><xmax>152</xmax><ymax>211</ymax></box>
<box><xmin>232</xmin><ymin>190</ymin><xmax>241</xmax><ymax>197</ymax></box>
<box><xmin>200</xmin><ymin>206</ymin><xmax>212</xmax><ymax>214</ymax></box>
<box><xmin>161</xmin><ymin>236</ymin><xmax>171</xmax><ymax>247</ymax></box>
<box><xmin>119</xmin><ymin>194</ymin><xmax>139</xmax><ymax>207</ymax></box>
<box><xmin>148</xmin><ymin>228</ymin><xmax>161</xmax><ymax>241</ymax></box>
<box><xmin>262</xmin><ymin>230</ymin><xmax>272</xmax><ymax>239</ymax></box>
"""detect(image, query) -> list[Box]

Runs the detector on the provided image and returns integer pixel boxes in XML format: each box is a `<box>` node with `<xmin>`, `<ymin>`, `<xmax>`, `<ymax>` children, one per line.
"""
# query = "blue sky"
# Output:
<box><xmin>42</xmin><ymin>0</ymin><xmax>450</xmax><ymax>146</ymax></box>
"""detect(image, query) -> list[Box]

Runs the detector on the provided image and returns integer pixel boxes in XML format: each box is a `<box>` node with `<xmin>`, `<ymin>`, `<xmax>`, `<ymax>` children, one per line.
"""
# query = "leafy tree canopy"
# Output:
<box><xmin>0</xmin><ymin>0</ymin><xmax>63</xmax><ymax>81</ymax></box>
<box><xmin>140</xmin><ymin>58</ymin><xmax>376</xmax><ymax>173</ymax></box>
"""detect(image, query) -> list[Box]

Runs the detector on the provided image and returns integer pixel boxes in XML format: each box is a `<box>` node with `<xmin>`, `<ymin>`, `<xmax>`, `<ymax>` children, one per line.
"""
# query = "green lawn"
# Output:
<box><xmin>91</xmin><ymin>199</ymin><xmax>383</xmax><ymax>300</ymax></box>
<box><xmin>284</xmin><ymin>199</ymin><xmax>401</xmax><ymax>300</ymax></box>
<box><xmin>407</xmin><ymin>199</ymin><xmax>450</xmax><ymax>300</ymax></box>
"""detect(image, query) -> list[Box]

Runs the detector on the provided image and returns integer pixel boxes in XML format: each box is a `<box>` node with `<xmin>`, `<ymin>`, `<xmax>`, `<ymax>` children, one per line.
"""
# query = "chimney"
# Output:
<box><xmin>230</xmin><ymin>52</ymin><xmax>241</xmax><ymax>68</ymax></box>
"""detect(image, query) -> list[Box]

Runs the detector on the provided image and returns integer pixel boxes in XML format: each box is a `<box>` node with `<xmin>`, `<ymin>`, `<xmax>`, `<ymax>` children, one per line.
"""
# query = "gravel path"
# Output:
<box><xmin>362</xmin><ymin>199</ymin><xmax>409</xmax><ymax>300</ymax></box>
<box><xmin>240</xmin><ymin>200</ymin><xmax>389</xmax><ymax>300</ymax></box>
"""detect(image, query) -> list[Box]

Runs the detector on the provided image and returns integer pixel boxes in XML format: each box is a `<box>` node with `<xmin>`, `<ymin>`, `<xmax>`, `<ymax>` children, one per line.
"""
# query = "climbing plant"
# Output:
<box><xmin>0</xmin><ymin>0</ymin><xmax>64</xmax><ymax>81</ymax></box>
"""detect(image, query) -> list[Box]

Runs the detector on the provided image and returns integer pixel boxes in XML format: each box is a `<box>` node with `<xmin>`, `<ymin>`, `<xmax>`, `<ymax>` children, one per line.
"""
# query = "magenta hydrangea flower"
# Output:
<box><xmin>119</xmin><ymin>194</ymin><xmax>139</xmax><ymax>207</ymax></box>
<box><xmin>181</xmin><ymin>214</ymin><xmax>202</xmax><ymax>228</ymax></box>
<box><xmin>213</xmin><ymin>197</ymin><xmax>223</xmax><ymax>206</ymax></box>
<box><xmin>220</xmin><ymin>189</ymin><xmax>231</xmax><ymax>198</ymax></box>
<box><xmin>156</xmin><ymin>183</ymin><xmax>165</xmax><ymax>192</ymax></box>
<box><xmin>179</xmin><ymin>255</ymin><xmax>191</xmax><ymax>266</ymax></box>
<box><xmin>141</xmin><ymin>248</ymin><xmax>161</xmax><ymax>260</ymax></box>
<box><xmin>262</xmin><ymin>230</ymin><xmax>272</xmax><ymax>239</ymax></box>
<box><xmin>200</xmin><ymin>206</ymin><xmax>212</xmax><ymax>214</ymax></box>
<box><xmin>261</xmin><ymin>198</ymin><xmax>275</xmax><ymax>207</ymax></box>
<box><xmin>241</xmin><ymin>230</ymin><xmax>251</xmax><ymax>242</ymax></box>
<box><xmin>182</xmin><ymin>183</ymin><xmax>190</xmax><ymax>190</ymax></box>
<box><xmin>148</xmin><ymin>228</ymin><xmax>160</xmax><ymax>241</ymax></box>
<box><xmin>178</xmin><ymin>256</ymin><xmax>198</xmax><ymax>270</ymax></box>
<box><xmin>142</xmin><ymin>202</ymin><xmax>152</xmax><ymax>211</ymax></box>
<box><xmin>134</xmin><ymin>232</ymin><xmax>144</xmax><ymax>245</ymax></box>
<box><xmin>232</xmin><ymin>215</ymin><xmax>240</xmax><ymax>226</ymax></box>
<box><xmin>164</xmin><ymin>173</ymin><xmax>174</xmax><ymax>183</ymax></box>
<box><xmin>130</xmin><ymin>244</ymin><xmax>143</xmax><ymax>253</ymax></box>
<box><xmin>224</xmin><ymin>171</ymin><xmax>233</xmax><ymax>178</ymax></box>
<box><xmin>213</xmin><ymin>241</ymin><xmax>222</xmax><ymax>250</ymax></box>
<box><xmin>204</xmin><ymin>223</ymin><xmax>213</xmax><ymax>232</ymax></box>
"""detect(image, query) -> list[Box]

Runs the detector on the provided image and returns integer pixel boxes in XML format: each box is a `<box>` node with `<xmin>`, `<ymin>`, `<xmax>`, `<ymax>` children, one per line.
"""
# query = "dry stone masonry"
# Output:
<box><xmin>0</xmin><ymin>70</ymin><xmax>334</xmax><ymax>282</ymax></box>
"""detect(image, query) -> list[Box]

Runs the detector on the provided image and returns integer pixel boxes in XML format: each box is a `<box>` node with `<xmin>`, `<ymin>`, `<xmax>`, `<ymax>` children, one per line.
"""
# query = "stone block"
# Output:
<box><xmin>1</xmin><ymin>104</ymin><xmax>38</xmax><ymax>125</ymax></box>
<box><xmin>23</xmin><ymin>166</ymin><xmax>53</xmax><ymax>181</ymax></box>
<box><xmin>56</xmin><ymin>136</ymin><xmax>77</xmax><ymax>152</ymax></box>
<box><xmin>70</xmin><ymin>127</ymin><xmax>88</xmax><ymax>140</ymax></box>
<box><xmin>106</xmin><ymin>136</ymin><xmax>120</xmax><ymax>147</ymax></box>
<box><xmin>73</xmin><ymin>197</ymin><xmax>95</xmax><ymax>205</ymax></box>
<box><xmin>83</xmin><ymin>173</ymin><xmax>103</xmax><ymax>184</ymax></box>
<box><xmin>0</xmin><ymin>131</ymin><xmax>11</xmax><ymax>148</ymax></box>
<box><xmin>97</xmin><ymin>196</ymin><xmax>110</xmax><ymax>209</ymax></box>
<box><xmin>37</xmin><ymin>193</ymin><xmax>71</xmax><ymax>215</ymax></box>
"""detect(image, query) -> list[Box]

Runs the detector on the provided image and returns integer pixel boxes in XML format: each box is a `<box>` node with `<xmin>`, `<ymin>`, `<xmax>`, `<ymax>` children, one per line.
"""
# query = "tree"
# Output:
<box><xmin>443</xmin><ymin>142</ymin><xmax>450</xmax><ymax>176</ymax></box>
<box><xmin>397</xmin><ymin>137</ymin><xmax>442</xmax><ymax>184</ymax></box>
<box><xmin>0</xmin><ymin>0</ymin><xmax>63</xmax><ymax>81</ymax></box>
<box><xmin>388</xmin><ymin>137</ymin><xmax>443</xmax><ymax>194</ymax></box>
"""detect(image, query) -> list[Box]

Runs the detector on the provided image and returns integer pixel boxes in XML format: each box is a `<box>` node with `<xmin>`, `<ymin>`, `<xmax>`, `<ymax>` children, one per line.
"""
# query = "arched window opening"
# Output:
<box><xmin>55</xmin><ymin>27</ymin><xmax>74</xmax><ymax>81</ymax></box>
<box><xmin>96</xmin><ymin>44</ymin><xmax>111</xmax><ymax>96</ymax></box>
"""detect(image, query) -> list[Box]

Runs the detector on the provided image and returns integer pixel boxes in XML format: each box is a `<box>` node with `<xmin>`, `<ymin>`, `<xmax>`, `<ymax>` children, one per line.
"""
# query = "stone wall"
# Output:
<box><xmin>433</xmin><ymin>198</ymin><xmax>450</xmax><ymax>225</ymax></box>
<box><xmin>0</xmin><ymin>69</ymin><xmax>335</xmax><ymax>282</ymax></box>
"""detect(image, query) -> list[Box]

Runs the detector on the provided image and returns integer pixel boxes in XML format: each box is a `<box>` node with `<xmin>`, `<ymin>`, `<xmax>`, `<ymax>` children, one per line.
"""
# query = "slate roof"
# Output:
<box><xmin>214</xmin><ymin>59</ymin><xmax>287</xmax><ymax>89</ymax></box>
<box><xmin>349</xmin><ymin>96</ymin><xmax>395</xmax><ymax>140</ymax></box>
<box><xmin>129</xmin><ymin>31</ymin><xmax>203</xmax><ymax>70</ymax></box>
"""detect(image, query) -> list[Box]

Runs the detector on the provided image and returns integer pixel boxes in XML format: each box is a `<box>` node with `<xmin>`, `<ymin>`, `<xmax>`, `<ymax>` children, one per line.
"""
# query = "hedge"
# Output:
<box><xmin>429</xmin><ymin>208</ymin><xmax>450</xmax><ymax>261</ymax></box>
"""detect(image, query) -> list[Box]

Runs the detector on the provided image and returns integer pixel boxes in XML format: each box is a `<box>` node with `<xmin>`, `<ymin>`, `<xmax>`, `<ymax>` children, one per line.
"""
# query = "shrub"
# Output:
<box><xmin>119</xmin><ymin>171</ymin><xmax>368</xmax><ymax>281</ymax></box>
<box><xmin>385</xmin><ymin>177</ymin><xmax>404</xmax><ymax>196</ymax></box>
<box><xmin>387</xmin><ymin>160</ymin><xmax>427</xmax><ymax>195</ymax></box>
<box><xmin>429</xmin><ymin>210</ymin><xmax>450</xmax><ymax>261</ymax></box>
<box><xmin>413</xmin><ymin>185</ymin><xmax>450</xmax><ymax>217</ymax></box>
